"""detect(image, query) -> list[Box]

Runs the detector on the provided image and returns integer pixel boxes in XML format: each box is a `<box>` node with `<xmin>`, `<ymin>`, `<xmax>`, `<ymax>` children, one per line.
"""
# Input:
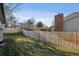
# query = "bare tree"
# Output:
<box><xmin>26</xmin><ymin>18</ymin><xmax>35</xmax><ymax>29</ymax></box>
<box><xmin>4</xmin><ymin>3</ymin><xmax>22</xmax><ymax>13</ymax></box>
<box><xmin>4</xmin><ymin>3</ymin><xmax>22</xmax><ymax>27</ymax></box>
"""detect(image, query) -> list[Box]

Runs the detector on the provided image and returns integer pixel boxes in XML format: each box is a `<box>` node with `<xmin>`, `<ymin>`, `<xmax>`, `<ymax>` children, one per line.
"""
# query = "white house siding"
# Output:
<box><xmin>64</xmin><ymin>16</ymin><xmax>79</xmax><ymax>32</ymax></box>
<box><xmin>0</xmin><ymin>22</ymin><xmax>4</xmax><ymax>47</ymax></box>
<box><xmin>0</xmin><ymin>29</ymin><xmax>3</xmax><ymax>47</ymax></box>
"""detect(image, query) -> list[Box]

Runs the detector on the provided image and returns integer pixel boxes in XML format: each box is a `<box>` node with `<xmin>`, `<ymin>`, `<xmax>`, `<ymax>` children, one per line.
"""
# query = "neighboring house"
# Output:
<box><xmin>35</xmin><ymin>24</ymin><xmax>48</xmax><ymax>31</ymax></box>
<box><xmin>36</xmin><ymin>27</ymin><xmax>48</xmax><ymax>31</ymax></box>
<box><xmin>0</xmin><ymin>3</ymin><xmax>6</xmax><ymax>47</ymax></box>
<box><xmin>49</xmin><ymin>12</ymin><xmax>79</xmax><ymax>32</ymax></box>
<box><xmin>48</xmin><ymin>26</ymin><xmax>55</xmax><ymax>31</ymax></box>
<box><xmin>64</xmin><ymin>12</ymin><xmax>79</xmax><ymax>32</ymax></box>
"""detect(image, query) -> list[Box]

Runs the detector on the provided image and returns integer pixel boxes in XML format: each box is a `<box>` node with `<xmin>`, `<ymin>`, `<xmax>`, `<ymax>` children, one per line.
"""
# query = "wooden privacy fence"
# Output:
<box><xmin>4</xmin><ymin>27</ymin><xmax>21</xmax><ymax>33</ymax></box>
<box><xmin>22</xmin><ymin>29</ymin><xmax>79</xmax><ymax>51</ymax></box>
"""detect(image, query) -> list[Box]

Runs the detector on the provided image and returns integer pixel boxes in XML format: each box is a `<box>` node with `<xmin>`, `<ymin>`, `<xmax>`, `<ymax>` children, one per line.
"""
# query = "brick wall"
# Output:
<box><xmin>55</xmin><ymin>14</ymin><xmax>64</xmax><ymax>31</ymax></box>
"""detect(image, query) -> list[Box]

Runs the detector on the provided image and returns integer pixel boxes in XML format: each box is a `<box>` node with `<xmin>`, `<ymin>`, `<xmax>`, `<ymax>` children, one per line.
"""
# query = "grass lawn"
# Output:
<box><xmin>0</xmin><ymin>32</ymin><xmax>79</xmax><ymax>56</ymax></box>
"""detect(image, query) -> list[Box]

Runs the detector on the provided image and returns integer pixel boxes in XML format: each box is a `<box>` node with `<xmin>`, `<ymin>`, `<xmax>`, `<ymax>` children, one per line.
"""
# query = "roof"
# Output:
<box><xmin>48</xmin><ymin>26</ymin><xmax>55</xmax><ymax>29</ymax></box>
<box><xmin>48</xmin><ymin>12</ymin><xmax>79</xmax><ymax>29</ymax></box>
<box><xmin>64</xmin><ymin>12</ymin><xmax>79</xmax><ymax>22</ymax></box>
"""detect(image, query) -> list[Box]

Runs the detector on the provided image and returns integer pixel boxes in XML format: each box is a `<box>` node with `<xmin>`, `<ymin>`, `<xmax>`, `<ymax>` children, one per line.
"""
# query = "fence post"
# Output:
<box><xmin>39</xmin><ymin>31</ymin><xmax>40</xmax><ymax>40</ymax></box>
<box><xmin>76</xmin><ymin>32</ymin><xmax>78</xmax><ymax>52</ymax></box>
<box><xmin>57</xmin><ymin>32</ymin><xmax>59</xmax><ymax>47</ymax></box>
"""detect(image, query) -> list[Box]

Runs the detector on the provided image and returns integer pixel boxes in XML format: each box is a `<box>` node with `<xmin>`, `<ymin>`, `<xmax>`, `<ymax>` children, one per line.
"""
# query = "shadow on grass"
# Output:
<box><xmin>1</xmin><ymin>38</ymin><xmax>20</xmax><ymax>56</ymax></box>
<box><xmin>3</xmin><ymin>32</ymin><xmax>24</xmax><ymax>36</ymax></box>
<box><xmin>15</xmin><ymin>37</ymin><xmax>79</xmax><ymax>56</ymax></box>
<box><xmin>1</xmin><ymin>33</ymin><xmax>79</xmax><ymax>56</ymax></box>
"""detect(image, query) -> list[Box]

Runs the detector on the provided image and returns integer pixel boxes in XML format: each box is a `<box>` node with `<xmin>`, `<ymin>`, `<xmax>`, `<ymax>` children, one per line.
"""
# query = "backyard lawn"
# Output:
<box><xmin>0</xmin><ymin>32</ymin><xmax>79</xmax><ymax>56</ymax></box>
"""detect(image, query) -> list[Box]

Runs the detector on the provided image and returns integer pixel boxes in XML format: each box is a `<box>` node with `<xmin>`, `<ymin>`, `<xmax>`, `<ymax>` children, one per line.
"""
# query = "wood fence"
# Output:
<box><xmin>4</xmin><ymin>27</ymin><xmax>21</xmax><ymax>33</ymax></box>
<box><xmin>22</xmin><ymin>29</ymin><xmax>79</xmax><ymax>52</ymax></box>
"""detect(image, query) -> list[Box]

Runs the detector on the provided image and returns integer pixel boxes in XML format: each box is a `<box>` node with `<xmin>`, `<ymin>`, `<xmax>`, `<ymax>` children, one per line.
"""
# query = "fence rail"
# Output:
<box><xmin>22</xmin><ymin>29</ymin><xmax>79</xmax><ymax>51</ymax></box>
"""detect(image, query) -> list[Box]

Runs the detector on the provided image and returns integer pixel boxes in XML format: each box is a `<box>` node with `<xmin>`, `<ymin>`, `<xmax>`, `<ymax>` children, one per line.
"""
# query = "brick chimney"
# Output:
<box><xmin>55</xmin><ymin>14</ymin><xmax>64</xmax><ymax>31</ymax></box>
